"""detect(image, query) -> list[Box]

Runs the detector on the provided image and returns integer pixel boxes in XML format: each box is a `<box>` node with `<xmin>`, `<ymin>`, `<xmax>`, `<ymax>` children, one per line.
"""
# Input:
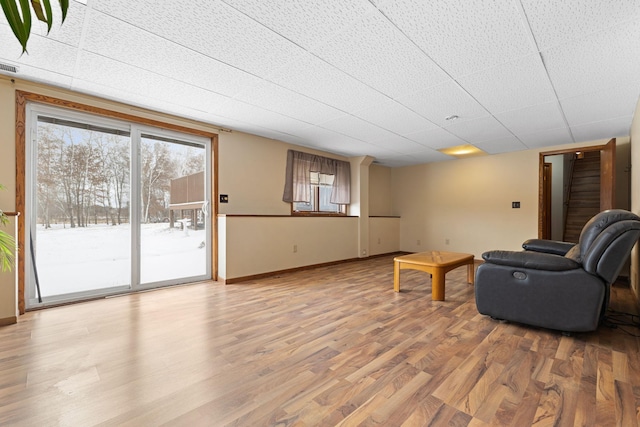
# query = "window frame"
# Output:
<box><xmin>291</xmin><ymin>182</ymin><xmax>347</xmax><ymax>216</ymax></box>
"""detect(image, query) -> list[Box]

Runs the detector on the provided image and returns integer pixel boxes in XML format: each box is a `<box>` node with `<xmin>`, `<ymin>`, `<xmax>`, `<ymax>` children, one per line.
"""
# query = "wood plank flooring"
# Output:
<box><xmin>1</xmin><ymin>255</ymin><xmax>639</xmax><ymax>426</ymax></box>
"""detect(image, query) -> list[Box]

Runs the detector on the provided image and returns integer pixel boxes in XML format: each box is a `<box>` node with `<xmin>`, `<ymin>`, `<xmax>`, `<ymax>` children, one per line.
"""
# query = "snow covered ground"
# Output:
<box><xmin>34</xmin><ymin>223</ymin><xmax>207</xmax><ymax>297</ymax></box>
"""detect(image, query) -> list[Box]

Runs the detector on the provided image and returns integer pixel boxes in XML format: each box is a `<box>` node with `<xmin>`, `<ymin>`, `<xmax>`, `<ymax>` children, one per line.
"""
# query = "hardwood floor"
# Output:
<box><xmin>1</xmin><ymin>255</ymin><xmax>639</xmax><ymax>426</ymax></box>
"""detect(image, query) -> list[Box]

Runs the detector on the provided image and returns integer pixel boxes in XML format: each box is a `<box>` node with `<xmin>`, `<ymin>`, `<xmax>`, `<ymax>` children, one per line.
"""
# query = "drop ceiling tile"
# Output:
<box><xmin>0</xmin><ymin>24</ymin><xmax>78</xmax><ymax>77</ymax></box>
<box><xmin>396</xmin><ymin>80</ymin><xmax>488</xmax><ymax>127</ymax></box>
<box><xmin>560</xmin><ymin>86</ymin><xmax>640</xmax><ymax>127</ymax></box>
<box><xmin>542</xmin><ymin>21</ymin><xmax>640</xmax><ymax>100</ymax></box>
<box><xmin>383</xmin><ymin>149</ymin><xmax>452</xmax><ymax>167</ymax></box>
<box><xmin>317</xmin><ymin>114</ymin><xmax>399</xmax><ymax>143</ymax></box>
<box><xmin>221</xmin><ymin>100</ymin><xmax>320</xmax><ymax>136</ymax></box>
<box><xmin>312</xmin><ymin>12</ymin><xmax>449</xmax><ymax>98</ymax></box>
<box><xmin>220</xmin><ymin>0</ymin><xmax>375</xmax><ymax>50</ymax></box>
<box><xmin>518</xmin><ymin>127</ymin><xmax>574</xmax><ymax>149</ymax></box>
<box><xmin>445</xmin><ymin>116</ymin><xmax>513</xmax><ymax>143</ymax></box>
<box><xmin>377</xmin><ymin>0</ymin><xmax>536</xmax><ymax>77</ymax></box>
<box><xmin>30</xmin><ymin>0</ymin><xmax>86</xmax><ymax>47</ymax></box>
<box><xmin>368</xmin><ymin>135</ymin><xmax>434</xmax><ymax>154</ymax></box>
<box><xmin>293</xmin><ymin>125</ymin><xmax>393</xmax><ymax>158</ymax></box>
<box><xmin>233</xmin><ymin>81</ymin><xmax>344</xmax><ymax>124</ymax></box>
<box><xmin>73</xmin><ymin>51</ymin><xmax>232</xmax><ymax>115</ymax></box>
<box><xmin>81</xmin><ymin>9</ymin><xmax>265</xmax><ymax>98</ymax></box>
<box><xmin>402</xmin><ymin>127</ymin><xmax>469</xmax><ymax>150</ymax></box>
<box><xmin>91</xmin><ymin>0</ymin><xmax>307</xmax><ymax>79</ymax></box>
<box><xmin>475</xmin><ymin>136</ymin><xmax>527</xmax><ymax>154</ymax></box>
<box><xmin>496</xmin><ymin>102</ymin><xmax>567</xmax><ymax>138</ymax></box>
<box><xmin>457</xmin><ymin>54</ymin><xmax>556</xmax><ymax>114</ymax></box>
<box><xmin>267</xmin><ymin>52</ymin><xmax>392</xmax><ymax>113</ymax></box>
<box><xmin>354</xmin><ymin>100</ymin><xmax>438</xmax><ymax>136</ymax></box>
<box><xmin>570</xmin><ymin>116</ymin><xmax>633</xmax><ymax>143</ymax></box>
<box><xmin>521</xmin><ymin>0</ymin><xmax>640</xmax><ymax>50</ymax></box>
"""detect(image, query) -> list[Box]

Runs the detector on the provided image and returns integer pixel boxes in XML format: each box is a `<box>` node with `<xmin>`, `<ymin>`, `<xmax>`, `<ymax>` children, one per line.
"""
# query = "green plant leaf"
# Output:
<box><xmin>0</xmin><ymin>230</ymin><xmax>15</xmax><ymax>273</ymax></box>
<box><xmin>31</xmin><ymin>0</ymin><xmax>53</xmax><ymax>33</ymax></box>
<box><xmin>0</xmin><ymin>0</ymin><xmax>32</xmax><ymax>52</ymax></box>
<box><xmin>58</xmin><ymin>0</ymin><xmax>66</xmax><ymax>22</ymax></box>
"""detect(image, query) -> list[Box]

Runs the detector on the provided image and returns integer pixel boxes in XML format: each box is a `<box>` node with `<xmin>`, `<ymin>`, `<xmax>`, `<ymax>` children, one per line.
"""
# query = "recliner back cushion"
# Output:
<box><xmin>579</xmin><ymin>210</ymin><xmax>640</xmax><ymax>255</ymax></box>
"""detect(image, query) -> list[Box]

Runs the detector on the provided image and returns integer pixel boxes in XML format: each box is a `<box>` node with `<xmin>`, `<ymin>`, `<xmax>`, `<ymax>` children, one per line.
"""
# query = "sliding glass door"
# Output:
<box><xmin>25</xmin><ymin>105</ymin><xmax>211</xmax><ymax>307</ymax></box>
<box><xmin>138</xmin><ymin>132</ymin><xmax>209</xmax><ymax>285</ymax></box>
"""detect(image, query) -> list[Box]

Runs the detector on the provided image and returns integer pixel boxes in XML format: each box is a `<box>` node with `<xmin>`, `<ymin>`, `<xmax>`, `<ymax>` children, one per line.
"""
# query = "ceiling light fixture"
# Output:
<box><xmin>445</xmin><ymin>115</ymin><xmax>459</xmax><ymax>121</ymax></box>
<box><xmin>438</xmin><ymin>144</ymin><xmax>487</xmax><ymax>159</ymax></box>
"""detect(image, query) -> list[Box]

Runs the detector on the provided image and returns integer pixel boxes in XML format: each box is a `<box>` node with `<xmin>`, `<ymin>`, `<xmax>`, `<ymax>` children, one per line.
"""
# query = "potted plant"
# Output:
<box><xmin>0</xmin><ymin>184</ymin><xmax>15</xmax><ymax>272</ymax></box>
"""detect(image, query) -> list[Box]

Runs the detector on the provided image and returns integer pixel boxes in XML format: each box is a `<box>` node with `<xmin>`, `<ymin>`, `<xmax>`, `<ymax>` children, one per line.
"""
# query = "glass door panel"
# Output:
<box><xmin>32</xmin><ymin>115</ymin><xmax>131</xmax><ymax>300</ymax></box>
<box><xmin>139</xmin><ymin>133</ymin><xmax>208</xmax><ymax>285</ymax></box>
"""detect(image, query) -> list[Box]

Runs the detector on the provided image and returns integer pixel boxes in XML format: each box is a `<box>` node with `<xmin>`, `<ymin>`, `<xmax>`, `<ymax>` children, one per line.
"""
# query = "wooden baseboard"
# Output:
<box><xmin>0</xmin><ymin>316</ymin><xmax>17</xmax><ymax>326</ymax></box>
<box><xmin>224</xmin><ymin>252</ymin><xmax>405</xmax><ymax>284</ymax></box>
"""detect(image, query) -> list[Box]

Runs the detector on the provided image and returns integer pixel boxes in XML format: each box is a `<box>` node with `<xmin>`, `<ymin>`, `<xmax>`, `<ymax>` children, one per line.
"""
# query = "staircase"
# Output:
<box><xmin>563</xmin><ymin>151</ymin><xmax>601</xmax><ymax>243</ymax></box>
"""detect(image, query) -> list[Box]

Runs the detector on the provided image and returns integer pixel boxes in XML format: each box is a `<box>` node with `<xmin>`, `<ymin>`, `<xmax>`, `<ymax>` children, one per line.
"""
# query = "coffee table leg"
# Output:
<box><xmin>432</xmin><ymin>267</ymin><xmax>445</xmax><ymax>301</ymax></box>
<box><xmin>467</xmin><ymin>262</ymin><xmax>475</xmax><ymax>285</ymax></box>
<box><xmin>394</xmin><ymin>261</ymin><xmax>400</xmax><ymax>292</ymax></box>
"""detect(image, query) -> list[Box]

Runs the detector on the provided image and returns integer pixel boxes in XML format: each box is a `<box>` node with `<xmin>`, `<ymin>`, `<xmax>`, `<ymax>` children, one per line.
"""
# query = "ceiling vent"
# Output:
<box><xmin>0</xmin><ymin>63</ymin><xmax>18</xmax><ymax>73</ymax></box>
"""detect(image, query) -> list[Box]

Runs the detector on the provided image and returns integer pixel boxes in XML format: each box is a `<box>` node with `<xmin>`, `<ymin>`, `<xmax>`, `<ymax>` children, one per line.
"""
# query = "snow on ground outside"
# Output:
<box><xmin>35</xmin><ymin>223</ymin><xmax>206</xmax><ymax>297</ymax></box>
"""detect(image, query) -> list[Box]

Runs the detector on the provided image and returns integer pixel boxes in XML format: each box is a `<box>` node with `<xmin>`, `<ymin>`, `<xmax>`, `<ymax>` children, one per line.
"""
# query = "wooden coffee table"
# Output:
<box><xmin>394</xmin><ymin>251</ymin><xmax>475</xmax><ymax>300</ymax></box>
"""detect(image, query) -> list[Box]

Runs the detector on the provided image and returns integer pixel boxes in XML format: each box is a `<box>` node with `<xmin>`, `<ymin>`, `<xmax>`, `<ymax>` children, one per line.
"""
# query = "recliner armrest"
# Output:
<box><xmin>521</xmin><ymin>239</ymin><xmax>575</xmax><ymax>256</ymax></box>
<box><xmin>482</xmin><ymin>250</ymin><xmax>580</xmax><ymax>271</ymax></box>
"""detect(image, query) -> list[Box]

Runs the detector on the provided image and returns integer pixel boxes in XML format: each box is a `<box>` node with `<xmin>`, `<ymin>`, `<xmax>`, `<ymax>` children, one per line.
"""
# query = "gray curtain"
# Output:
<box><xmin>282</xmin><ymin>150</ymin><xmax>351</xmax><ymax>204</ymax></box>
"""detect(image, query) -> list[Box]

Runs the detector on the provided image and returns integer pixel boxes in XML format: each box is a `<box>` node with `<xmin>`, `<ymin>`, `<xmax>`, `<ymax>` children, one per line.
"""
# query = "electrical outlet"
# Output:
<box><xmin>293</xmin><ymin>244</ymin><xmax>297</xmax><ymax>253</ymax></box>
<box><xmin>377</xmin><ymin>238</ymin><xmax>381</xmax><ymax>244</ymax></box>
<box><xmin>445</xmin><ymin>238</ymin><xmax>450</xmax><ymax>245</ymax></box>
<box><xmin>417</xmin><ymin>239</ymin><xmax>421</xmax><ymax>246</ymax></box>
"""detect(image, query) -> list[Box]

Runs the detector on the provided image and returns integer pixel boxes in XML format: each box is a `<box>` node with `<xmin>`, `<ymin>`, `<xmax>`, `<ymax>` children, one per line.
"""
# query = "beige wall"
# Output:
<box><xmin>391</xmin><ymin>138</ymin><xmax>629</xmax><ymax>259</ymax></box>
<box><xmin>369</xmin><ymin>164</ymin><xmax>394</xmax><ymax>216</ymax></box>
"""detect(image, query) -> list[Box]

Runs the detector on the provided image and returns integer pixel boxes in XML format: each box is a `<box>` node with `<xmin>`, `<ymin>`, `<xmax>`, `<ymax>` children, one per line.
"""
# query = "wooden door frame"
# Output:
<box><xmin>542</xmin><ymin>162</ymin><xmax>552</xmax><ymax>239</ymax></box>
<box><xmin>538</xmin><ymin>139</ymin><xmax>615</xmax><ymax>239</ymax></box>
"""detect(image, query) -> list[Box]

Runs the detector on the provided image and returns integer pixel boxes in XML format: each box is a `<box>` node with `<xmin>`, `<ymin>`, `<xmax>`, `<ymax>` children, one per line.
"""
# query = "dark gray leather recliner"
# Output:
<box><xmin>475</xmin><ymin>209</ymin><xmax>640</xmax><ymax>332</ymax></box>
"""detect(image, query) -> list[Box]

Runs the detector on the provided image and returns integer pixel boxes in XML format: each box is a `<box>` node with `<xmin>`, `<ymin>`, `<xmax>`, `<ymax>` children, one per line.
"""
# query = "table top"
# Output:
<box><xmin>394</xmin><ymin>251</ymin><xmax>474</xmax><ymax>267</ymax></box>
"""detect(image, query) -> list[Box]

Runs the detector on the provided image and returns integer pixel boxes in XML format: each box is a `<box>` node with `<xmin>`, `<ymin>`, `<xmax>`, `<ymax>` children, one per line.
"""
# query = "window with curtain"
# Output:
<box><xmin>282</xmin><ymin>150</ymin><xmax>350</xmax><ymax>215</ymax></box>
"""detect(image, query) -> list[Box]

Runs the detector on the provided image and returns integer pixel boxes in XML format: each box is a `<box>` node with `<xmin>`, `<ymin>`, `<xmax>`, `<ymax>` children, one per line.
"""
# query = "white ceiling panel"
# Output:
<box><xmin>312</xmin><ymin>12</ymin><xmax>449</xmax><ymax>98</ymax></box>
<box><xmin>445</xmin><ymin>116</ymin><xmax>513</xmax><ymax>144</ymax></box>
<box><xmin>521</xmin><ymin>0</ymin><xmax>640</xmax><ymax>50</ymax></box>
<box><xmin>457</xmin><ymin>54</ymin><xmax>556</xmax><ymax>114</ymax></box>
<box><xmin>570</xmin><ymin>116</ymin><xmax>633</xmax><ymax>143</ymax></box>
<box><xmin>91</xmin><ymin>0</ymin><xmax>307</xmax><ymax>79</ymax></box>
<box><xmin>402</xmin><ymin>127</ymin><xmax>469</xmax><ymax>150</ymax></box>
<box><xmin>267</xmin><ymin>52</ymin><xmax>391</xmax><ymax>113</ymax></box>
<box><xmin>396</xmin><ymin>81</ymin><xmax>489</xmax><ymax>127</ymax></box>
<box><xmin>30</xmin><ymin>0</ymin><xmax>86</xmax><ymax>47</ymax></box>
<box><xmin>1</xmin><ymin>1</ymin><xmax>638</xmax><ymax>167</ymax></box>
<box><xmin>560</xmin><ymin>86</ymin><xmax>640</xmax><ymax>127</ymax></box>
<box><xmin>475</xmin><ymin>136</ymin><xmax>528</xmax><ymax>155</ymax></box>
<box><xmin>0</xmin><ymin>24</ymin><xmax>77</xmax><ymax>78</ymax></box>
<box><xmin>368</xmin><ymin>135</ymin><xmax>434</xmax><ymax>154</ymax></box>
<box><xmin>354</xmin><ymin>100</ymin><xmax>438</xmax><ymax>136</ymax></box>
<box><xmin>382</xmin><ymin>149</ymin><xmax>453</xmax><ymax>167</ymax></box>
<box><xmin>377</xmin><ymin>0</ymin><xmax>536</xmax><ymax>77</ymax></box>
<box><xmin>542</xmin><ymin>21</ymin><xmax>640</xmax><ymax>100</ymax></box>
<box><xmin>232</xmin><ymin>81</ymin><xmax>344</xmax><ymax>124</ymax></box>
<box><xmin>220</xmin><ymin>0</ymin><xmax>375</xmax><ymax>50</ymax></box>
<box><xmin>317</xmin><ymin>114</ymin><xmax>399</xmax><ymax>144</ymax></box>
<box><xmin>496</xmin><ymin>102</ymin><xmax>567</xmax><ymax>138</ymax></box>
<box><xmin>518</xmin><ymin>127</ymin><xmax>574</xmax><ymax>149</ymax></box>
<box><xmin>81</xmin><ymin>10</ymin><xmax>265</xmax><ymax>99</ymax></box>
